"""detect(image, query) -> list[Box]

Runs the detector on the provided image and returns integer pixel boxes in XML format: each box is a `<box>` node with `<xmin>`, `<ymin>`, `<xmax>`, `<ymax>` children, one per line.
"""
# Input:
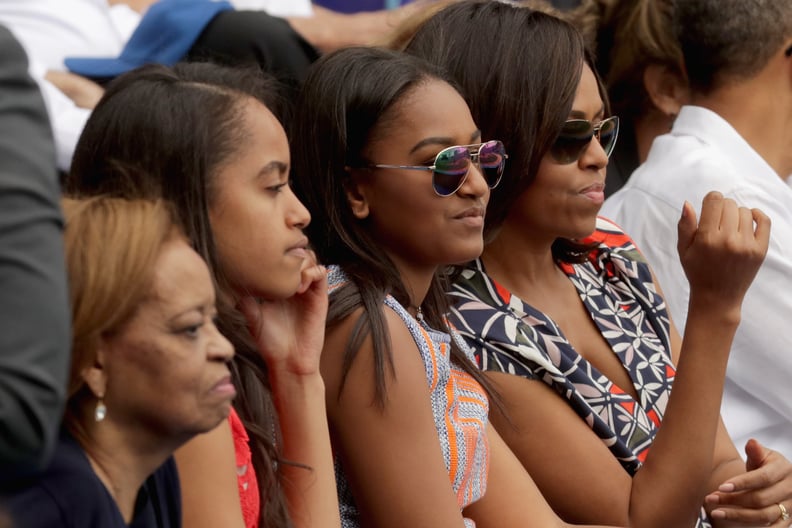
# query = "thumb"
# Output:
<box><xmin>744</xmin><ymin>438</ymin><xmax>770</xmax><ymax>471</ymax></box>
<box><xmin>677</xmin><ymin>200</ymin><xmax>697</xmax><ymax>256</ymax></box>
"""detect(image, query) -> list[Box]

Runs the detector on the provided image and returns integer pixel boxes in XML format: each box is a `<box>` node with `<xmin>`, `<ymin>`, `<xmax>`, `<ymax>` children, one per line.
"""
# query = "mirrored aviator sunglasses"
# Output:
<box><xmin>371</xmin><ymin>140</ymin><xmax>508</xmax><ymax>197</ymax></box>
<box><xmin>549</xmin><ymin>116</ymin><xmax>619</xmax><ymax>165</ymax></box>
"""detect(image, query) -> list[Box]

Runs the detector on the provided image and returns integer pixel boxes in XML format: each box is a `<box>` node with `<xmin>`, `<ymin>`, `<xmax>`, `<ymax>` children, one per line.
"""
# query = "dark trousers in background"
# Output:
<box><xmin>189</xmin><ymin>10</ymin><xmax>319</xmax><ymax>89</ymax></box>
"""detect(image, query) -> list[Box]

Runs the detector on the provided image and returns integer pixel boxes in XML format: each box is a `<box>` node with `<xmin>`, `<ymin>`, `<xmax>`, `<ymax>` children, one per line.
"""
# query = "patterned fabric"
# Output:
<box><xmin>229</xmin><ymin>407</ymin><xmax>259</xmax><ymax>528</ymax></box>
<box><xmin>328</xmin><ymin>266</ymin><xmax>490</xmax><ymax>528</ymax></box>
<box><xmin>448</xmin><ymin>217</ymin><xmax>711</xmax><ymax>527</ymax></box>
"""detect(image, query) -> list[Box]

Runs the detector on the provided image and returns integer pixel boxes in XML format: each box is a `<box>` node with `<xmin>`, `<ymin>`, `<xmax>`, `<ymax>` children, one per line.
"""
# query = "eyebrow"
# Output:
<box><xmin>256</xmin><ymin>160</ymin><xmax>289</xmax><ymax>179</ymax></box>
<box><xmin>569</xmin><ymin>106</ymin><xmax>605</xmax><ymax>120</ymax></box>
<box><xmin>167</xmin><ymin>303</ymin><xmax>215</xmax><ymax>323</ymax></box>
<box><xmin>408</xmin><ymin>130</ymin><xmax>482</xmax><ymax>154</ymax></box>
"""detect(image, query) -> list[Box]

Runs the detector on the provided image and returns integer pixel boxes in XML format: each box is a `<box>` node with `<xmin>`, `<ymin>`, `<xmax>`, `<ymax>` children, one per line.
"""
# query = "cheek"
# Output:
<box><xmin>221</xmin><ymin>227</ymin><xmax>304</xmax><ymax>300</ymax></box>
<box><xmin>369</xmin><ymin>192</ymin><xmax>437</xmax><ymax>239</ymax></box>
<box><xmin>110</xmin><ymin>337</ymin><xmax>185</xmax><ymax>388</ymax></box>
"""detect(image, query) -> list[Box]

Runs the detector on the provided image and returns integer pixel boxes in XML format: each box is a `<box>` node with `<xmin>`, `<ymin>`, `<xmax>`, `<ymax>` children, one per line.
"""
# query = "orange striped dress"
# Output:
<box><xmin>329</xmin><ymin>266</ymin><xmax>490</xmax><ymax>528</ymax></box>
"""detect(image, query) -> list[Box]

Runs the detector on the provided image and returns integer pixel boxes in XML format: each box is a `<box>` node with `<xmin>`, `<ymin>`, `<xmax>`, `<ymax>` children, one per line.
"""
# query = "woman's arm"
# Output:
<box><xmin>485</xmin><ymin>193</ymin><xmax>770</xmax><ymax>528</ymax></box>
<box><xmin>663</xmin><ymin>206</ymin><xmax>792</xmax><ymax>528</ymax></box>
<box><xmin>321</xmin><ymin>306</ymin><xmax>470</xmax><ymax>527</ymax></box>
<box><xmin>269</xmin><ymin>368</ymin><xmax>338</xmax><ymax>527</ymax></box>
<box><xmin>174</xmin><ymin>421</ymin><xmax>246</xmax><ymax>528</ymax></box>
<box><xmin>465</xmin><ymin>423</ymin><xmax>614</xmax><ymax>528</ymax></box>
<box><xmin>240</xmin><ymin>260</ymin><xmax>341</xmax><ymax>528</ymax></box>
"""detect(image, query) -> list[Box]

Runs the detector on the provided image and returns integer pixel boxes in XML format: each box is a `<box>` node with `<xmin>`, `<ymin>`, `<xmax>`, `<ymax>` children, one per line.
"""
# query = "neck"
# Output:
<box><xmin>634</xmin><ymin>109</ymin><xmax>676</xmax><ymax>163</ymax></box>
<box><xmin>76</xmin><ymin>417</ymin><xmax>179</xmax><ymax>523</ymax></box>
<box><xmin>385</xmin><ymin>252</ymin><xmax>436</xmax><ymax>317</ymax></box>
<box><xmin>691</xmin><ymin>57</ymin><xmax>792</xmax><ymax>178</ymax></box>
<box><xmin>481</xmin><ymin>219</ymin><xmax>564</xmax><ymax>293</ymax></box>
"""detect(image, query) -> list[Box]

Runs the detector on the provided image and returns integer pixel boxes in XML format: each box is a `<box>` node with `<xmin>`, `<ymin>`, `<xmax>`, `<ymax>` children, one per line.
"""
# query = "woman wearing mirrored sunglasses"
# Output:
<box><xmin>291</xmin><ymin>45</ymin><xmax>621</xmax><ymax>528</ymax></box>
<box><xmin>404</xmin><ymin>2</ymin><xmax>779</xmax><ymax>527</ymax></box>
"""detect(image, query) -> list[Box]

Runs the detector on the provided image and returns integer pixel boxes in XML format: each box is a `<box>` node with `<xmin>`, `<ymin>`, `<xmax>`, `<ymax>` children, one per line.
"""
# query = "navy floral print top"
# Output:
<box><xmin>448</xmin><ymin>217</ymin><xmax>711</xmax><ymax>527</ymax></box>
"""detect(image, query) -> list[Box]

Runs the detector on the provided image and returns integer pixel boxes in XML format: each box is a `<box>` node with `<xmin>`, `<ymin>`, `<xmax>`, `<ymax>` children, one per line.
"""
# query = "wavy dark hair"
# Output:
<box><xmin>290</xmin><ymin>46</ymin><xmax>493</xmax><ymax>405</ymax></box>
<box><xmin>67</xmin><ymin>62</ymin><xmax>295</xmax><ymax>528</ymax></box>
<box><xmin>404</xmin><ymin>0</ymin><xmax>609</xmax><ymax>262</ymax></box>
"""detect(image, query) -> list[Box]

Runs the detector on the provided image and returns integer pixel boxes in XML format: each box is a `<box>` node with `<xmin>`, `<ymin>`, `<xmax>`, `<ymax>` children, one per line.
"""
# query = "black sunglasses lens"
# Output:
<box><xmin>598</xmin><ymin>117</ymin><xmax>619</xmax><ymax>158</ymax></box>
<box><xmin>550</xmin><ymin>120</ymin><xmax>592</xmax><ymax>164</ymax></box>
<box><xmin>550</xmin><ymin>118</ymin><xmax>620</xmax><ymax>164</ymax></box>
<box><xmin>432</xmin><ymin>146</ymin><xmax>470</xmax><ymax>196</ymax></box>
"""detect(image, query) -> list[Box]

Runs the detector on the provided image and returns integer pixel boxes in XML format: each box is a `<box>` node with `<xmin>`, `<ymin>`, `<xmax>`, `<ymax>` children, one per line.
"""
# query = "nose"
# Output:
<box><xmin>456</xmin><ymin>161</ymin><xmax>489</xmax><ymax>199</ymax></box>
<box><xmin>286</xmin><ymin>185</ymin><xmax>311</xmax><ymax>229</ymax></box>
<box><xmin>579</xmin><ymin>135</ymin><xmax>609</xmax><ymax>172</ymax></box>
<box><xmin>208</xmin><ymin>321</ymin><xmax>235</xmax><ymax>362</ymax></box>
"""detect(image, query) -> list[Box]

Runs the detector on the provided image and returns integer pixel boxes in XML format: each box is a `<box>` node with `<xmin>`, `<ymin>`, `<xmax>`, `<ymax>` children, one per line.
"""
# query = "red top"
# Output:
<box><xmin>229</xmin><ymin>407</ymin><xmax>260</xmax><ymax>528</ymax></box>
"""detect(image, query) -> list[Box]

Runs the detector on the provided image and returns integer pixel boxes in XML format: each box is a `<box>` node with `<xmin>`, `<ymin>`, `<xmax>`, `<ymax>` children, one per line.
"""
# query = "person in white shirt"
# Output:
<box><xmin>0</xmin><ymin>0</ymin><xmax>418</xmax><ymax>172</ymax></box>
<box><xmin>0</xmin><ymin>0</ymin><xmax>139</xmax><ymax>171</ymax></box>
<box><xmin>602</xmin><ymin>0</ymin><xmax>792</xmax><ymax>462</ymax></box>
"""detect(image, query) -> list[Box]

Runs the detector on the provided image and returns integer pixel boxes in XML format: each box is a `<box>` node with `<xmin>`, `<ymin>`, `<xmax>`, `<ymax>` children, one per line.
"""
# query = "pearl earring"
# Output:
<box><xmin>95</xmin><ymin>399</ymin><xmax>107</xmax><ymax>422</ymax></box>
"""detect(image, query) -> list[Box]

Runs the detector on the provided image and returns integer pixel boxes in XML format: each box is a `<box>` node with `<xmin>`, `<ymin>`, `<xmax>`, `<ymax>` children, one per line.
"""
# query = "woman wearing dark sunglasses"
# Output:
<box><xmin>403</xmin><ymin>2</ymin><xmax>783</xmax><ymax>527</ymax></box>
<box><xmin>291</xmin><ymin>45</ymin><xmax>624</xmax><ymax>528</ymax></box>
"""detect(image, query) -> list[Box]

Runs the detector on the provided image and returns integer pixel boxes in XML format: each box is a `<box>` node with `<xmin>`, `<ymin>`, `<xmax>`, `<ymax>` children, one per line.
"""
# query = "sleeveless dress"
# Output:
<box><xmin>448</xmin><ymin>217</ymin><xmax>712</xmax><ymax>528</ymax></box>
<box><xmin>229</xmin><ymin>408</ymin><xmax>260</xmax><ymax>528</ymax></box>
<box><xmin>328</xmin><ymin>266</ymin><xmax>490</xmax><ymax>528</ymax></box>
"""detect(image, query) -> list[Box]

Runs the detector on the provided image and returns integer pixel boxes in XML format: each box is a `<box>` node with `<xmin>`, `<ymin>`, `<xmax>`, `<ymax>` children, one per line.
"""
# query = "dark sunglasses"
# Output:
<box><xmin>368</xmin><ymin>140</ymin><xmax>507</xmax><ymax>196</ymax></box>
<box><xmin>549</xmin><ymin>116</ymin><xmax>620</xmax><ymax>164</ymax></box>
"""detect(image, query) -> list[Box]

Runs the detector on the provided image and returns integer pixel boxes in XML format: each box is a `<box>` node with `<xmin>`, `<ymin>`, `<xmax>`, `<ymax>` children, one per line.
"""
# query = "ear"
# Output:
<box><xmin>785</xmin><ymin>40</ymin><xmax>792</xmax><ymax>82</ymax></box>
<box><xmin>343</xmin><ymin>169</ymin><xmax>370</xmax><ymax>220</ymax></box>
<box><xmin>81</xmin><ymin>340</ymin><xmax>109</xmax><ymax>399</ymax></box>
<box><xmin>643</xmin><ymin>64</ymin><xmax>690</xmax><ymax>117</ymax></box>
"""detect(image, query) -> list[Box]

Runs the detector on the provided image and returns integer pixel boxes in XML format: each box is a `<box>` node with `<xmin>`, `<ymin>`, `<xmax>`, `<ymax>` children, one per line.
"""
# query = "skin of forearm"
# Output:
<box><xmin>628</xmin><ymin>297</ymin><xmax>740</xmax><ymax>528</ymax></box>
<box><xmin>288</xmin><ymin>5</ymin><xmax>408</xmax><ymax>52</ymax></box>
<box><xmin>106</xmin><ymin>0</ymin><xmax>158</xmax><ymax>13</ymax></box>
<box><xmin>705</xmin><ymin>457</ymin><xmax>749</xmax><ymax>528</ymax></box>
<box><xmin>269</xmin><ymin>369</ymin><xmax>340</xmax><ymax>528</ymax></box>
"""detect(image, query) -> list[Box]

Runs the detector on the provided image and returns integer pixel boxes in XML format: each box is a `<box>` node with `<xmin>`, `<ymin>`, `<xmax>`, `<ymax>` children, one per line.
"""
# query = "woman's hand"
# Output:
<box><xmin>706</xmin><ymin>439</ymin><xmax>792</xmax><ymax>527</ymax></box>
<box><xmin>238</xmin><ymin>251</ymin><xmax>328</xmax><ymax>377</ymax></box>
<box><xmin>677</xmin><ymin>191</ymin><xmax>770</xmax><ymax>316</ymax></box>
<box><xmin>44</xmin><ymin>70</ymin><xmax>104</xmax><ymax>109</ymax></box>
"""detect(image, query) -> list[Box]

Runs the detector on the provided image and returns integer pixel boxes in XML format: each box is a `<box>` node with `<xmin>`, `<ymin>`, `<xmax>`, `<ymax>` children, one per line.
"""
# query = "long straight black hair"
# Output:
<box><xmin>291</xmin><ymin>46</ymin><xmax>493</xmax><ymax>404</ymax></box>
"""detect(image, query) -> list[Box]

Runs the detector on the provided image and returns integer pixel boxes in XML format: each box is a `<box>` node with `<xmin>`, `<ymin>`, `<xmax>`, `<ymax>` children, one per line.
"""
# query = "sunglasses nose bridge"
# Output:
<box><xmin>580</xmin><ymin>129</ymin><xmax>610</xmax><ymax>166</ymax></box>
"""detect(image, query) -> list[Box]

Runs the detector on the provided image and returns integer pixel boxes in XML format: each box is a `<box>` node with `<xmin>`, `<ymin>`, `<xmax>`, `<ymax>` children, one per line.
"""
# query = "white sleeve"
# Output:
<box><xmin>27</xmin><ymin>60</ymin><xmax>90</xmax><ymax>172</ymax></box>
<box><xmin>722</xmin><ymin>191</ymin><xmax>792</xmax><ymax>428</ymax></box>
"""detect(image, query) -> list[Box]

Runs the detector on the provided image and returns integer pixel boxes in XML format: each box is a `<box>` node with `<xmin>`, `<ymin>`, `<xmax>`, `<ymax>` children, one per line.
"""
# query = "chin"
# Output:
<box><xmin>187</xmin><ymin>406</ymin><xmax>233</xmax><ymax>437</ymax></box>
<box><xmin>569</xmin><ymin>217</ymin><xmax>598</xmax><ymax>240</ymax></box>
<box><xmin>444</xmin><ymin>245</ymin><xmax>484</xmax><ymax>266</ymax></box>
<box><xmin>254</xmin><ymin>275</ymin><xmax>303</xmax><ymax>300</ymax></box>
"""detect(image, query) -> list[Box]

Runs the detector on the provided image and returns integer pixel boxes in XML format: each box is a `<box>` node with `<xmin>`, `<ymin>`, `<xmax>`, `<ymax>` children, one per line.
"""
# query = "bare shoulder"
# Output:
<box><xmin>322</xmin><ymin>303</ymin><xmax>427</xmax><ymax>412</ymax></box>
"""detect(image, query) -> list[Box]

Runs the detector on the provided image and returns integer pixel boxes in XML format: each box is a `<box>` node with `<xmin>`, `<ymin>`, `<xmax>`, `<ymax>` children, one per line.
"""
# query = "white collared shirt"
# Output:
<box><xmin>602</xmin><ymin>105</ymin><xmax>792</xmax><ymax>458</ymax></box>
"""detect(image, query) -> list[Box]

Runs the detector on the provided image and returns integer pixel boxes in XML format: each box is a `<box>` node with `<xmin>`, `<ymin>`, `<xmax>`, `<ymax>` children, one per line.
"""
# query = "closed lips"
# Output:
<box><xmin>454</xmin><ymin>206</ymin><xmax>484</xmax><ymax>219</ymax></box>
<box><xmin>287</xmin><ymin>236</ymin><xmax>308</xmax><ymax>251</ymax></box>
